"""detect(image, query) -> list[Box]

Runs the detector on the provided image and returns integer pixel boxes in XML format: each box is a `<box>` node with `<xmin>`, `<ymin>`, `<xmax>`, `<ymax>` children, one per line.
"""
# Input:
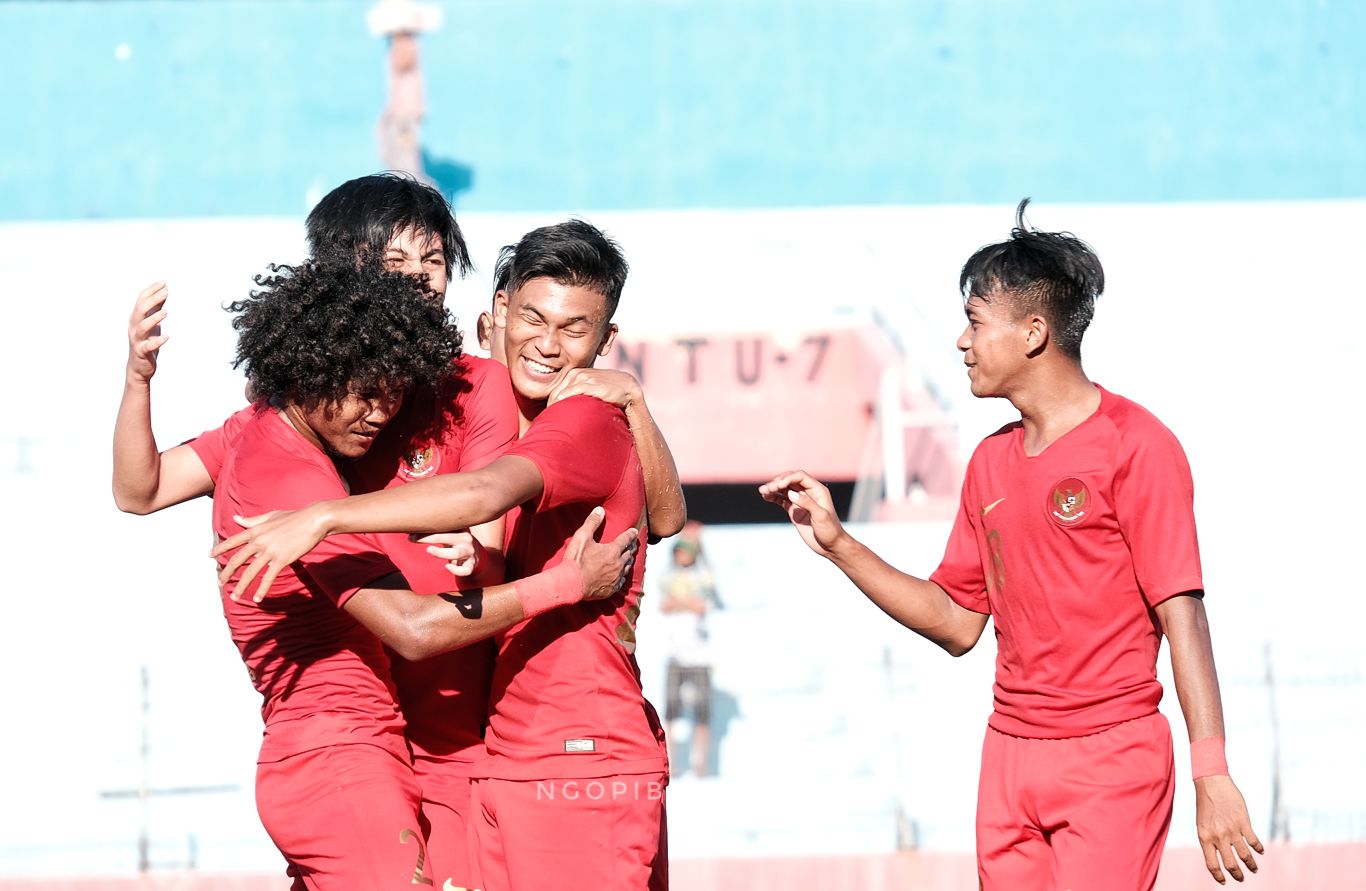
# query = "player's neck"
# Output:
<box><xmin>278</xmin><ymin>405</ymin><xmax>325</xmax><ymax>453</ymax></box>
<box><xmin>1009</xmin><ymin>365</ymin><xmax>1100</xmax><ymax>457</ymax></box>
<box><xmin>277</xmin><ymin>405</ymin><xmax>344</xmax><ymax>468</ymax></box>
<box><xmin>514</xmin><ymin>392</ymin><xmax>547</xmax><ymax>435</ymax></box>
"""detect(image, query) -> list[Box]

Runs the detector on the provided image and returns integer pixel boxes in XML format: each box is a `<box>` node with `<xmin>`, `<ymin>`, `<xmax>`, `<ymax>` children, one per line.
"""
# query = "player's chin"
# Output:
<box><xmin>966</xmin><ymin>376</ymin><xmax>996</xmax><ymax>398</ymax></box>
<box><xmin>510</xmin><ymin>370</ymin><xmax>556</xmax><ymax>403</ymax></box>
<box><xmin>335</xmin><ymin>435</ymin><xmax>379</xmax><ymax>458</ymax></box>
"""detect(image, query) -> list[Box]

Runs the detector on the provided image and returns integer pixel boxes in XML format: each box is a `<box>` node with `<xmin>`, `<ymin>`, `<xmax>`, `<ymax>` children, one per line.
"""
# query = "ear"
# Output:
<box><xmin>476</xmin><ymin>311</ymin><xmax>493</xmax><ymax>351</ymax></box>
<box><xmin>493</xmin><ymin>290</ymin><xmax>510</xmax><ymax>326</ymax></box>
<box><xmin>1023</xmin><ymin>313</ymin><xmax>1049</xmax><ymax>358</ymax></box>
<box><xmin>595</xmin><ymin>323</ymin><xmax>620</xmax><ymax>360</ymax></box>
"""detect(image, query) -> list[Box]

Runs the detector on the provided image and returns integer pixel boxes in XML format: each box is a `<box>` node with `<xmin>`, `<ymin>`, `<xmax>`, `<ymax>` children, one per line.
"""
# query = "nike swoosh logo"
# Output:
<box><xmin>443</xmin><ymin>881</ymin><xmax>470</xmax><ymax>891</ymax></box>
<box><xmin>982</xmin><ymin>497</ymin><xmax>1006</xmax><ymax>517</ymax></box>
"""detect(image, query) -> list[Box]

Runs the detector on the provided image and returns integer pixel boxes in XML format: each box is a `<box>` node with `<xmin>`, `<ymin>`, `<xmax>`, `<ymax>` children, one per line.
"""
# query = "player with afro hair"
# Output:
<box><xmin>228</xmin><ymin>259</ymin><xmax>462</xmax><ymax>437</ymax></box>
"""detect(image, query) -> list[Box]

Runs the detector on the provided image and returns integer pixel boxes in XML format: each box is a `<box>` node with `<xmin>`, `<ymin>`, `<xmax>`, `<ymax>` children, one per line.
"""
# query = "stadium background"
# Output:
<box><xmin>2</xmin><ymin>1</ymin><xmax>1364</xmax><ymax>888</ymax></box>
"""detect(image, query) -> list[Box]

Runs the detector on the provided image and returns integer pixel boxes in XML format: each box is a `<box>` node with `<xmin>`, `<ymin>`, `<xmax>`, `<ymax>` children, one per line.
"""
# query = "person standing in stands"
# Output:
<box><xmin>657</xmin><ymin>520</ymin><xmax>722</xmax><ymax>778</ymax></box>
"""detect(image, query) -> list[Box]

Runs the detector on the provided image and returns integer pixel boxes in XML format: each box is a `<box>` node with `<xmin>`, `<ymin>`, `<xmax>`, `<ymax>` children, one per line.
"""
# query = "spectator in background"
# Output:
<box><xmin>658</xmin><ymin>520</ymin><xmax>722</xmax><ymax>778</ymax></box>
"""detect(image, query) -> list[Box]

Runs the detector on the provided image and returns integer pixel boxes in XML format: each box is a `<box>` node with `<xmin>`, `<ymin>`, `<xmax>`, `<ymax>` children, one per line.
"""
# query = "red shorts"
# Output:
<box><xmin>976</xmin><ymin>712</ymin><xmax>1175</xmax><ymax>891</ymax></box>
<box><xmin>471</xmin><ymin>774</ymin><xmax>668</xmax><ymax>891</ymax></box>
<box><xmin>415</xmin><ymin>762</ymin><xmax>479</xmax><ymax>890</ymax></box>
<box><xmin>255</xmin><ymin>744</ymin><xmax>435</xmax><ymax>890</ymax></box>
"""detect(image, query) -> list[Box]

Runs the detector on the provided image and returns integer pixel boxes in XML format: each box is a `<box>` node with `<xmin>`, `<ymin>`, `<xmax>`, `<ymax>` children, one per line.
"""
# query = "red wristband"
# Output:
<box><xmin>517</xmin><ymin>559</ymin><xmax>583</xmax><ymax>619</ymax></box>
<box><xmin>1190</xmin><ymin>736</ymin><xmax>1229</xmax><ymax>779</ymax></box>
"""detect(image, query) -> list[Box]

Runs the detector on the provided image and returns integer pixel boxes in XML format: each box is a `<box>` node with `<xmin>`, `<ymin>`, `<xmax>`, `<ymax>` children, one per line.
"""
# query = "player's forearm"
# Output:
<box><xmin>626</xmin><ymin>401</ymin><xmax>687</xmax><ymax>540</ymax></box>
<box><xmin>319</xmin><ymin>467</ymin><xmax>517</xmax><ymax>538</ymax></box>
<box><xmin>359</xmin><ymin>562</ymin><xmax>581</xmax><ymax>661</ymax></box>
<box><xmin>113</xmin><ymin>381</ymin><xmax>216</xmax><ymax>514</ymax></box>
<box><xmin>112</xmin><ymin>379</ymin><xmax>166</xmax><ymax>513</ymax></box>
<box><xmin>828</xmin><ymin>535</ymin><xmax>986</xmax><ymax>656</ymax></box>
<box><xmin>376</xmin><ymin>583</ymin><xmax>529</xmax><ymax>661</ymax></box>
<box><xmin>1157</xmin><ymin>593</ymin><xmax>1227</xmax><ymax>742</ymax></box>
<box><xmin>462</xmin><ymin>518</ymin><xmax>507</xmax><ymax>588</ymax></box>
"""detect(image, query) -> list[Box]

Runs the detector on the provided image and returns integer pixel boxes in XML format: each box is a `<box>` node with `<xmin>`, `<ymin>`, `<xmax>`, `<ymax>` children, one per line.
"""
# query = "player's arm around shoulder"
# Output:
<box><xmin>549</xmin><ymin>367</ymin><xmax>687</xmax><ymax>540</ymax></box>
<box><xmin>759</xmin><ymin>470</ymin><xmax>988</xmax><ymax>656</ymax></box>
<box><xmin>1155</xmin><ymin>593</ymin><xmax>1265</xmax><ymax>885</ymax></box>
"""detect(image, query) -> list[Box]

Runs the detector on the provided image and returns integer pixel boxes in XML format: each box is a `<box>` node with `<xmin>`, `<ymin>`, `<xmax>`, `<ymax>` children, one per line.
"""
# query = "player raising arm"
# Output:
<box><xmin>112</xmin><ymin>280</ymin><xmax>215</xmax><ymax>513</ymax></box>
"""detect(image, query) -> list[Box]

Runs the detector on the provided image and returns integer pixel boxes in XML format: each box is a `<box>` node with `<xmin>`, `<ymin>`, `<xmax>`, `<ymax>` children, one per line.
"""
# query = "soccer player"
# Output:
<box><xmin>211</xmin><ymin>259</ymin><xmax>637</xmax><ymax>889</ymax></box>
<box><xmin>113</xmin><ymin>174</ymin><xmax>685</xmax><ymax>887</ymax></box>
<box><xmin>113</xmin><ymin>172</ymin><xmax>514</xmax><ymax>888</ymax></box>
<box><xmin>114</xmin><ymin>172</ymin><xmax>482</xmax><ymax>518</ymax></box>
<box><xmin>477</xmin><ymin>254</ymin><xmax>686</xmax><ymax>545</ymax></box>
<box><xmin>760</xmin><ymin>201</ymin><xmax>1263</xmax><ymax>889</ymax></box>
<box><xmin>214</xmin><ymin>220</ymin><xmax>669</xmax><ymax>891</ymax></box>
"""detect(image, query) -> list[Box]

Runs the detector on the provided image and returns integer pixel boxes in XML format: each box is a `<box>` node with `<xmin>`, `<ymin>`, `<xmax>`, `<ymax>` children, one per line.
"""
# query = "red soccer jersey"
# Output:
<box><xmin>193</xmin><ymin>355</ymin><xmax>519</xmax><ymax>769</ymax></box>
<box><xmin>348</xmin><ymin>356</ymin><xmax>518</xmax><ymax>770</ymax></box>
<box><xmin>930</xmin><ymin>386</ymin><xmax>1203</xmax><ymax>739</ymax></box>
<box><xmin>481</xmin><ymin>395</ymin><xmax>665</xmax><ymax>781</ymax></box>
<box><xmin>213</xmin><ymin>409</ymin><xmax>408</xmax><ymax>763</ymax></box>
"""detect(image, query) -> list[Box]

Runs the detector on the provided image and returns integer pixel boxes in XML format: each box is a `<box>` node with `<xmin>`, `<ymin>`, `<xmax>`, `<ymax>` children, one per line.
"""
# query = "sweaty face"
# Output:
<box><xmin>383</xmin><ymin>227</ymin><xmax>448</xmax><ymax>300</ymax></box>
<box><xmin>496</xmin><ymin>277</ymin><xmax>617</xmax><ymax>413</ymax></box>
<box><xmin>957</xmin><ymin>292</ymin><xmax>1032</xmax><ymax>399</ymax></box>
<box><xmin>296</xmin><ymin>388</ymin><xmax>404</xmax><ymax>459</ymax></box>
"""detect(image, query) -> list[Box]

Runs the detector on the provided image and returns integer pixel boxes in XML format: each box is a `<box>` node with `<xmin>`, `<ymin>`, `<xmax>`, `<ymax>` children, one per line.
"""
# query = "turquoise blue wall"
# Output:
<box><xmin>2</xmin><ymin>0</ymin><xmax>1363</xmax><ymax>220</ymax></box>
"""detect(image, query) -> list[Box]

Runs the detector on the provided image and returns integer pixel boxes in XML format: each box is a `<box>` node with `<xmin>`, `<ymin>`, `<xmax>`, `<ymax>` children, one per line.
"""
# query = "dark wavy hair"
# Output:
<box><xmin>493</xmin><ymin>219</ymin><xmax>629</xmax><ymax>321</ymax></box>
<box><xmin>228</xmin><ymin>261</ymin><xmax>463</xmax><ymax>431</ymax></box>
<box><xmin>305</xmin><ymin>172</ymin><xmax>474</xmax><ymax>282</ymax></box>
<box><xmin>959</xmin><ymin>198</ymin><xmax>1105</xmax><ymax>360</ymax></box>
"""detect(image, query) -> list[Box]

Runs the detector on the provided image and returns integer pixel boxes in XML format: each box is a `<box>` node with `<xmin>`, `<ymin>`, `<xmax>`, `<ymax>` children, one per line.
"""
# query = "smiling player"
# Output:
<box><xmin>761</xmin><ymin>200</ymin><xmax>1262</xmax><ymax>889</ymax></box>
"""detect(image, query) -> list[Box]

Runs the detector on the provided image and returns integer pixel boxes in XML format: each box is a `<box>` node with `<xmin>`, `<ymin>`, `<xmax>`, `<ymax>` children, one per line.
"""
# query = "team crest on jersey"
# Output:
<box><xmin>400</xmin><ymin>445</ymin><xmax>440</xmax><ymax>481</ymax></box>
<box><xmin>1048</xmin><ymin>477</ymin><xmax>1090</xmax><ymax>527</ymax></box>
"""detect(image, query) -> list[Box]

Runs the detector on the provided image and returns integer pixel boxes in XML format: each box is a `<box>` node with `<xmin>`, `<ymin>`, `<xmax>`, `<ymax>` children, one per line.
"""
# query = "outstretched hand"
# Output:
<box><xmin>1195</xmin><ymin>775</ymin><xmax>1264</xmax><ymax>884</ymax></box>
<box><xmin>212</xmin><ymin>504</ymin><xmax>332</xmax><ymax>602</ymax></box>
<box><xmin>565</xmin><ymin>507</ymin><xmax>640</xmax><ymax>601</ymax></box>
<box><xmin>758</xmin><ymin>470</ymin><xmax>849</xmax><ymax>559</ymax></box>
<box><xmin>127</xmin><ymin>281</ymin><xmax>170</xmax><ymax>384</ymax></box>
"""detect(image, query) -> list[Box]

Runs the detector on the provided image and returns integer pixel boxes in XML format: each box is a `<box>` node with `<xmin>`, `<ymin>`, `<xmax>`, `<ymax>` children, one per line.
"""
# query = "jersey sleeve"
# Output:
<box><xmin>504</xmin><ymin>395</ymin><xmax>633</xmax><ymax>512</ymax></box>
<box><xmin>929</xmin><ymin>464</ymin><xmax>991</xmax><ymax>614</ymax></box>
<box><xmin>187</xmin><ymin>405</ymin><xmax>258</xmax><ymax>482</ymax></box>
<box><xmin>456</xmin><ymin>356</ymin><xmax>519</xmax><ymax>471</ymax></box>
<box><xmin>231</xmin><ymin>457</ymin><xmax>398</xmax><ymax>607</ymax></box>
<box><xmin>1112</xmin><ymin>419</ymin><xmax>1204</xmax><ymax>607</ymax></box>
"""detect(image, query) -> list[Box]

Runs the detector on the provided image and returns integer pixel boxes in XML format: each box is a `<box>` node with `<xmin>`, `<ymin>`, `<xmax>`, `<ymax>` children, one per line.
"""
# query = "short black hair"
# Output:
<box><xmin>305</xmin><ymin>172</ymin><xmax>474</xmax><ymax>280</ymax></box>
<box><xmin>229</xmin><ymin>261</ymin><xmax>462</xmax><ymax>418</ymax></box>
<box><xmin>493</xmin><ymin>219</ymin><xmax>629</xmax><ymax>320</ymax></box>
<box><xmin>959</xmin><ymin>198</ymin><xmax>1105</xmax><ymax>360</ymax></box>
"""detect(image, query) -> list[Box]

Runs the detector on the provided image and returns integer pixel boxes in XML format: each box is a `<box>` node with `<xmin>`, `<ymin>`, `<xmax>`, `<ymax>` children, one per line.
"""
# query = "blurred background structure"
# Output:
<box><xmin>2</xmin><ymin>1</ymin><xmax>1364</xmax><ymax>888</ymax></box>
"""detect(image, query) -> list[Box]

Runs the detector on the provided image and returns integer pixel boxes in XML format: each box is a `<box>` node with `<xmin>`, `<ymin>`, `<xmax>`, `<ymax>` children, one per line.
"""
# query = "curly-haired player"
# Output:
<box><xmin>215</xmin><ymin>221</ymin><xmax>670</xmax><ymax>891</ymax></box>
<box><xmin>212</xmin><ymin>259</ymin><xmax>638</xmax><ymax>890</ymax></box>
<box><xmin>113</xmin><ymin>174</ymin><xmax>684</xmax><ymax>888</ymax></box>
<box><xmin>113</xmin><ymin>174</ymin><xmax>521</xmax><ymax>888</ymax></box>
<box><xmin>228</xmin><ymin>260</ymin><xmax>459</xmax><ymax>435</ymax></box>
